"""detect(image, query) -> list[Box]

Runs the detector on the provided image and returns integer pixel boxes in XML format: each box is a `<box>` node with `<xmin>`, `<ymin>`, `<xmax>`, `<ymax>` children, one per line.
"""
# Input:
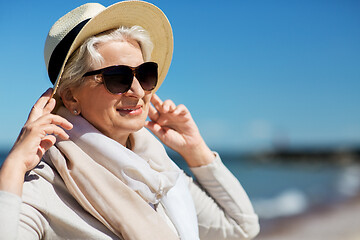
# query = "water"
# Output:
<box><xmin>0</xmin><ymin>151</ymin><xmax>8</xmax><ymax>166</ymax></box>
<box><xmin>1</xmin><ymin>150</ymin><xmax>360</xmax><ymax>221</ymax></box>
<box><xmin>170</xmin><ymin>152</ymin><xmax>360</xmax><ymax>220</ymax></box>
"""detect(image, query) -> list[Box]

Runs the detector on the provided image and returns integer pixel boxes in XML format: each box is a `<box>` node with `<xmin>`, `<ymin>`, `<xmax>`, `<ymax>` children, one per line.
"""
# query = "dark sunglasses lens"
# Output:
<box><xmin>136</xmin><ymin>62</ymin><xmax>158</xmax><ymax>91</ymax></box>
<box><xmin>103</xmin><ymin>67</ymin><xmax>133</xmax><ymax>94</ymax></box>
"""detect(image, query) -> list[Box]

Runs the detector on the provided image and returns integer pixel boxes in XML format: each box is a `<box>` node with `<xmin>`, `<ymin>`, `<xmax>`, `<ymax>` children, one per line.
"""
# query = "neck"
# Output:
<box><xmin>113</xmin><ymin>134</ymin><xmax>132</xmax><ymax>149</ymax></box>
<box><xmin>99</xmin><ymin>130</ymin><xmax>131</xmax><ymax>149</ymax></box>
<box><xmin>125</xmin><ymin>137</ymin><xmax>132</xmax><ymax>149</ymax></box>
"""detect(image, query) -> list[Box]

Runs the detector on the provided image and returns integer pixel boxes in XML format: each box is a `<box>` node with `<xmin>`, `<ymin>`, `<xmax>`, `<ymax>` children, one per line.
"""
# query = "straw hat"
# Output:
<box><xmin>44</xmin><ymin>1</ymin><xmax>173</xmax><ymax>95</ymax></box>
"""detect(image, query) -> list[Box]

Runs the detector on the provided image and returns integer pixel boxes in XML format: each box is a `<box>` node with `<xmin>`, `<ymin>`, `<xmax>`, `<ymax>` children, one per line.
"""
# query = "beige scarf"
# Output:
<box><xmin>44</xmin><ymin>107</ymin><xmax>199</xmax><ymax>240</ymax></box>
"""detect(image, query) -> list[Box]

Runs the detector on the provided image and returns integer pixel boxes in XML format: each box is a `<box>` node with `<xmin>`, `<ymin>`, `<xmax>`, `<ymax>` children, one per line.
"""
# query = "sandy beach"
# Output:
<box><xmin>256</xmin><ymin>195</ymin><xmax>360</xmax><ymax>240</ymax></box>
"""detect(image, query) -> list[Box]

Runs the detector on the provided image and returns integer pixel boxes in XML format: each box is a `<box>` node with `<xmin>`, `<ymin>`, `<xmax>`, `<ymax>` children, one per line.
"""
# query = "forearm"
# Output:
<box><xmin>0</xmin><ymin>152</ymin><xmax>27</xmax><ymax>197</ymax></box>
<box><xmin>0</xmin><ymin>190</ymin><xmax>22</xmax><ymax>239</ymax></box>
<box><xmin>189</xmin><ymin>154</ymin><xmax>260</xmax><ymax>240</ymax></box>
<box><xmin>0</xmin><ymin>184</ymin><xmax>44</xmax><ymax>240</ymax></box>
<box><xmin>191</xmin><ymin>155</ymin><xmax>257</xmax><ymax>216</ymax></box>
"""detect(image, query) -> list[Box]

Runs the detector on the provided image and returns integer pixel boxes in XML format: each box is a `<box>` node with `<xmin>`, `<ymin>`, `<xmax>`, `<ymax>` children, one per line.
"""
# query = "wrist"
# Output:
<box><xmin>180</xmin><ymin>140</ymin><xmax>215</xmax><ymax>167</ymax></box>
<box><xmin>0</xmin><ymin>153</ymin><xmax>28</xmax><ymax>196</ymax></box>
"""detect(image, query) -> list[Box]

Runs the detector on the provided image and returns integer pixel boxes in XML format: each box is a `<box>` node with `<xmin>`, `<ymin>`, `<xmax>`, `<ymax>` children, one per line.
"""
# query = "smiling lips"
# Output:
<box><xmin>117</xmin><ymin>105</ymin><xmax>143</xmax><ymax>115</ymax></box>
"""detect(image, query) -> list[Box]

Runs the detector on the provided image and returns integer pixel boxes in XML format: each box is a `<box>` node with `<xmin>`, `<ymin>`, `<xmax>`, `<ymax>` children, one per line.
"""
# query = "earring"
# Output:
<box><xmin>73</xmin><ymin>109</ymin><xmax>79</xmax><ymax>115</ymax></box>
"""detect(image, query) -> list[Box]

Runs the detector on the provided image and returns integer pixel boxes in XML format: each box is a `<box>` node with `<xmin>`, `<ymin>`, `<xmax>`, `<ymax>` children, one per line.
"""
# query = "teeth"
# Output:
<box><xmin>119</xmin><ymin>107</ymin><xmax>139</xmax><ymax>111</ymax></box>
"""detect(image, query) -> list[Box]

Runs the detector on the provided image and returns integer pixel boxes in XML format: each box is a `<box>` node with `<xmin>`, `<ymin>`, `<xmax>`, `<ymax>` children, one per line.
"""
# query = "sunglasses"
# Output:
<box><xmin>83</xmin><ymin>62</ymin><xmax>158</xmax><ymax>94</ymax></box>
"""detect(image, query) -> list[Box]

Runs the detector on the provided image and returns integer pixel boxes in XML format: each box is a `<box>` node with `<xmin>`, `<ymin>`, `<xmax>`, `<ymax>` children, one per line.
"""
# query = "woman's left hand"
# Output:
<box><xmin>145</xmin><ymin>94</ymin><xmax>214</xmax><ymax>167</ymax></box>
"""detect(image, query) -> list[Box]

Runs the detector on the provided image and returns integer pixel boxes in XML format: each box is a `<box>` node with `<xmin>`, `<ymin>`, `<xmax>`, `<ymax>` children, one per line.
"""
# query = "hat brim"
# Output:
<box><xmin>52</xmin><ymin>1</ymin><xmax>173</xmax><ymax>96</ymax></box>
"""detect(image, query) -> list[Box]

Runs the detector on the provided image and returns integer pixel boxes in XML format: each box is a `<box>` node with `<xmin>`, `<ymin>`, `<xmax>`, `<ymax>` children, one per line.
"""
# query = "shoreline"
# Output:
<box><xmin>256</xmin><ymin>194</ymin><xmax>360</xmax><ymax>240</ymax></box>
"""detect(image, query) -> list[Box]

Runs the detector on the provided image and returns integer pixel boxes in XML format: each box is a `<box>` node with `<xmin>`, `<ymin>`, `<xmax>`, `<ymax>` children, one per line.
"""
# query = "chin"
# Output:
<box><xmin>121</xmin><ymin>119</ymin><xmax>146</xmax><ymax>133</ymax></box>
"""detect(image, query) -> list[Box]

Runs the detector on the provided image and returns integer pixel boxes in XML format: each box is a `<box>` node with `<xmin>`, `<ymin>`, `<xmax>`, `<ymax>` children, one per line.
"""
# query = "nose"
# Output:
<box><xmin>125</xmin><ymin>76</ymin><xmax>145</xmax><ymax>98</ymax></box>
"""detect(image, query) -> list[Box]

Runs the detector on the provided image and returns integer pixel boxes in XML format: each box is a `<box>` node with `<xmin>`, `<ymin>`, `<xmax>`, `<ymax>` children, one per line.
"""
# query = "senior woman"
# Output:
<box><xmin>0</xmin><ymin>1</ymin><xmax>259</xmax><ymax>240</ymax></box>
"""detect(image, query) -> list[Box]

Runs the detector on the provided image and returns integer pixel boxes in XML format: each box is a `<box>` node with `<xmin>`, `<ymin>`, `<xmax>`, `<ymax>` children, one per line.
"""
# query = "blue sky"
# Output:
<box><xmin>0</xmin><ymin>0</ymin><xmax>359</xmax><ymax>152</ymax></box>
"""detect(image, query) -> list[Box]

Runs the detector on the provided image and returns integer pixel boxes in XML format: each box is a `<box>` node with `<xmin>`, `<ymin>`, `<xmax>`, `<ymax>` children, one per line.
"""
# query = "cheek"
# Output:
<box><xmin>80</xmin><ymin>88</ymin><xmax>116</xmax><ymax>115</ymax></box>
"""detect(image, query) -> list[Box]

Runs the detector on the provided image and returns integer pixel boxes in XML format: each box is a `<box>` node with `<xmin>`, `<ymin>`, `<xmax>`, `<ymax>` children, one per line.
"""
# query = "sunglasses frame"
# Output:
<box><xmin>83</xmin><ymin>62</ymin><xmax>158</xmax><ymax>94</ymax></box>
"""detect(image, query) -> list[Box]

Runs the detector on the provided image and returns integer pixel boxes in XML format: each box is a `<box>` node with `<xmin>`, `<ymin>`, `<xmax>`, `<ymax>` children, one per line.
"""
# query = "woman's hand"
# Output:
<box><xmin>145</xmin><ymin>94</ymin><xmax>214</xmax><ymax>167</ymax></box>
<box><xmin>0</xmin><ymin>88</ymin><xmax>73</xmax><ymax>196</ymax></box>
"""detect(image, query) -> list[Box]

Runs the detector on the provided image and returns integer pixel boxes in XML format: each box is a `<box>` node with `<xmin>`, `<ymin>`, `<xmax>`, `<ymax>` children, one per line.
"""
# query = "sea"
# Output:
<box><xmin>1</xmin><ymin>149</ymin><xmax>360</xmax><ymax>226</ymax></box>
<box><xmin>170</xmin><ymin>151</ymin><xmax>360</xmax><ymax>228</ymax></box>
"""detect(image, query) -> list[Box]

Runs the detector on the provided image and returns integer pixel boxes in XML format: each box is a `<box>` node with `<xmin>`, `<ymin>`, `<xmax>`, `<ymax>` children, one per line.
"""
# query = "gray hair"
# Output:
<box><xmin>57</xmin><ymin>26</ymin><xmax>153</xmax><ymax>96</ymax></box>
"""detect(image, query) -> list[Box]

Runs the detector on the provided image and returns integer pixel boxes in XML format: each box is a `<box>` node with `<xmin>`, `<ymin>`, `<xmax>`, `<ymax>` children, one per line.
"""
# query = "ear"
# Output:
<box><xmin>60</xmin><ymin>88</ymin><xmax>81</xmax><ymax>115</ymax></box>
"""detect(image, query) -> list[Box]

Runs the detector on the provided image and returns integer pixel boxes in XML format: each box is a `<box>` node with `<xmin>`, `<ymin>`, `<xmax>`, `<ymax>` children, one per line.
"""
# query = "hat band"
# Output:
<box><xmin>48</xmin><ymin>18</ymin><xmax>91</xmax><ymax>84</ymax></box>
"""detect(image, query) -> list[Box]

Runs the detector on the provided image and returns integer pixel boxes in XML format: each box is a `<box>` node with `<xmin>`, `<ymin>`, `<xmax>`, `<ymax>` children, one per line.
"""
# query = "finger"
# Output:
<box><xmin>35</xmin><ymin>114</ymin><xmax>73</xmax><ymax>130</ymax></box>
<box><xmin>173</xmin><ymin>104</ymin><xmax>189</xmax><ymax>115</ymax></box>
<box><xmin>34</xmin><ymin>88</ymin><xmax>53</xmax><ymax>110</ymax></box>
<box><xmin>163</xmin><ymin>99</ymin><xmax>176</xmax><ymax>113</ymax></box>
<box><xmin>28</xmin><ymin>88</ymin><xmax>53</xmax><ymax>122</ymax></box>
<box><xmin>52</xmin><ymin>115</ymin><xmax>73</xmax><ymax>130</ymax></box>
<box><xmin>37</xmin><ymin>135</ymin><xmax>57</xmax><ymax>159</ymax></box>
<box><xmin>36</xmin><ymin>147</ymin><xmax>46</xmax><ymax>162</ymax></box>
<box><xmin>144</xmin><ymin>121</ymin><xmax>154</xmax><ymax>131</ymax></box>
<box><xmin>40</xmin><ymin>135</ymin><xmax>57</xmax><ymax>151</ymax></box>
<box><xmin>30</xmin><ymin>114</ymin><xmax>73</xmax><ymax>137</ymax></box>
<box><xmin>145</xmin><ymin>121</ymin><xmax>167</xmax><ymax>138</ymax></box>
<box><xmin>41</xmin><ymin>125</ymin><xmax>70</xmax><ymax>140</ymax></box>
<box><xmin>43</xmin><ymin>98</ymin><xmax>56</xmax><ymax>114</ymax></box>
<box><xmin>147</xmin><ymin>105</ymin><xmax>160</xmax><ymax>122</ymax></box>
<box><xmin>169</xmin><ymin>103</ymin><xmax>177</xmax><ymax>112</ymax></box>
<box><xmin>150</xmin><ymin>94</ymin><xmax>163</xmax><ymax>110</ymax></box>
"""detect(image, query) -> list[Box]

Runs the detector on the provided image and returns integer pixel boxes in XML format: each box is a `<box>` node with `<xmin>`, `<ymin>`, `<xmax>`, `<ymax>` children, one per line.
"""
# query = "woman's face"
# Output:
<box><xmin>71</xmin><ymin>40</ymin><xmax>152</xmax><ymax>145</ymax></box>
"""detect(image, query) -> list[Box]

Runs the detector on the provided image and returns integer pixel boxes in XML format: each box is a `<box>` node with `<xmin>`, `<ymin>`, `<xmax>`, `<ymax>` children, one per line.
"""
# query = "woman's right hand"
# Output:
<box><xmin>0</xmin><ymin>88</ymin><xmax>73</xmax><ymax>196</ymax></box>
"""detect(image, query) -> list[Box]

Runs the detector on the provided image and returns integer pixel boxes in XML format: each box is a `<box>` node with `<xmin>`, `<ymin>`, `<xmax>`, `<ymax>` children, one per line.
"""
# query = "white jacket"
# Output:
<box><xmin>0</xmin><ymin>154</ymin><xmax>259</xmax><ymax>240</ymax></box>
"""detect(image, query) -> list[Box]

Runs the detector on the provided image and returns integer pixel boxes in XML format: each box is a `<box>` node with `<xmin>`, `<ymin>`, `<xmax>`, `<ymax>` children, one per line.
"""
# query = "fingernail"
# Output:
<box><xmin>42</xmin><ymin>88</ymin><xmax>52</xmax><ymax>96</ymax></box>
